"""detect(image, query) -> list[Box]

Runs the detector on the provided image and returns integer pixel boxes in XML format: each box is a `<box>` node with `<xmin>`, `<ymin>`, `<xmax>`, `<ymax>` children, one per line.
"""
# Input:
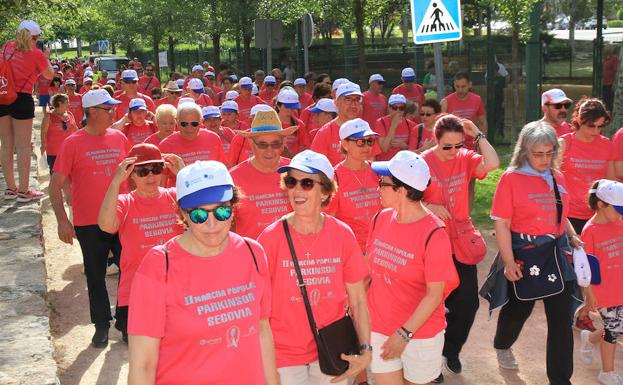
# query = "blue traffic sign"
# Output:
<box><xmin>411</xmin><ymin>0</ymin><xmax>462</xmax><ymax>44</ymax></box>
<box><xmin>98</xmin><ymin>40</ymin><xmax>109</xmax><ymax>52</ymax></box>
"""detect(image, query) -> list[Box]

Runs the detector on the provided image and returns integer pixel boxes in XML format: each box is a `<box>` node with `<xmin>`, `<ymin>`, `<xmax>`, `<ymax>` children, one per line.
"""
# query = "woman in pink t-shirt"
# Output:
<box><xmin>412</xmin><ymin>99</ymin><xmax>440</xmax><ymax>154</ymax></box>
<box><xmin>127</xmin><ymin>160</ymin><xmax>279</xmax><ymax>385</ymax></box>
<box><xmin>40</xmin><ymin>94</ymin><xmax>78</xmax><ymax>173</ymax></box>
<box><xmin>257</xmin><ymin>150</ymin><xmax>372</xmax><ymax>385</ymax></box>
<box><xmin>367</xmin><ymin>150</ymin><xmax>458</xmax><ymax>385</ymax></box>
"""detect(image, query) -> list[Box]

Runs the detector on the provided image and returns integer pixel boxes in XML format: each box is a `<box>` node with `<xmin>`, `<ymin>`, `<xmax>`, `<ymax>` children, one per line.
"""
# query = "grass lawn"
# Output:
<box><xmin>473</xmin><ymin>144</ymin><xmax>512</xmax><ymax>230</ymax></box>
<box><xmin>544</xmin><ymin>57</ymin><xmax>594</xmax><ymax>78</ymax></box>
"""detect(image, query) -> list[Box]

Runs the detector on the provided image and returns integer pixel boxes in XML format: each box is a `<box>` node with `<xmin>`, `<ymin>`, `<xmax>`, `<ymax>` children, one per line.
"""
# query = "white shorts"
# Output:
<box><xmin>370</xmin><ymin>330</ymin><xmax>444</xmax><ymax>384</ymax></box>
<box><xmin>278</xmin><ymin>360</ymin><xmax>348</xmax><ymax>385</ymax></box>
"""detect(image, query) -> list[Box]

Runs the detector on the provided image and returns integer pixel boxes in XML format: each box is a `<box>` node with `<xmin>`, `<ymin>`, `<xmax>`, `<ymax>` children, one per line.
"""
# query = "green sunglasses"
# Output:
<box><xmin>185</xmin><ymin>205</ymin><xmax>232</xmax><ymax>224</ymax></box>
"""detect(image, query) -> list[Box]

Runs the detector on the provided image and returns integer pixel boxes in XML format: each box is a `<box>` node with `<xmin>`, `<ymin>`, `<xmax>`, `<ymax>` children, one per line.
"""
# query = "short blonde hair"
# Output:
<box><xmin>15</xmin><ymin>29</ymin><xmax>33</xmax><ymax>52</ymax></box>
<box><xmin>155</xmin><ymin>104</ymin><xmax>177</xmax><ymax>122</ymax></box>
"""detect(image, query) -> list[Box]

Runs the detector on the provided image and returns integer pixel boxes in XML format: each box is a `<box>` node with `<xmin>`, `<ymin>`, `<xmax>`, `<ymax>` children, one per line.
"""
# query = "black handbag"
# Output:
<box><xmin>282</xmin><ymin>219</ymin><xmax>359</xmax><ymax>376</ymax></box>
<box><xmin>511</xmin><ymin>170</ymin><xmax>565</xmax><ymax>300</ymax></box>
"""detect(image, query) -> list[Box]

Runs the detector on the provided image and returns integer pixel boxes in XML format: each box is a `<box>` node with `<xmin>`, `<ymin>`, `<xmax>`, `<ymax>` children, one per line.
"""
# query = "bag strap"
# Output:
<box><xmin>416</xmin><ymin>123</ymin><xmax>424</xmax><ymax>149</ymax></box>
<box><xmin>426</xmin><ymin>154</ymin><xmax>449</xmax><ymax>207</ymax></box>
<box><xmin>550</xmin><ymin>169</ymin><xmax>563</xmax><ymax>227</ymax></box>
<box><xmin>145</xmin><ymin>76</ymin><xmax>154</xmax><ymax>91</ymax></box>
<box><xmin>282</xmin><ymin>218</ymin><xmax>320</xmax><ymax>338</ymax></box>
<box><xmin>243</xmin><ymin>237</ymin><xmax>259</xmax><ymax>272</ymax></box>
<box><xmin>425</xmin><ymin>226</ymin><xmax>443</xmax><ymax>248</ymax></box>
<box><xmin>164</xmin><ymin>245</ymin><xmax>170</xmax><ymax>281</ymax></box>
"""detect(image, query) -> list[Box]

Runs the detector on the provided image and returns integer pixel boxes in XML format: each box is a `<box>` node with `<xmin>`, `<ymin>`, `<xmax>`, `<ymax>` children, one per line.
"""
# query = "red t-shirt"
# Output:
<box><xmin>409</xmin><ymin>124</ymin><xmax>436</xmax><ymax>150</ymax></box>
<box><xmin>230</xmin><ymin>158</ymin><xmax>291</xmax><ymax>239</ymax></box>
<box><xmin>374</xmin><ymin>116</ymin><xmax>418</xmax><ymax>161</ymax></box>
<box><xmin>491</xmin><ymin>169</ymin><xmax>570</xmax><ymax>236</ymax></box>
<box><xmin>549</xmin><ymin>121</ymin><xmax>572</xmax><ymax>137</ymax></box>
<box><xmin>192</xmin><ymin>93</ymin><xmax>214</xmax><ymax>107</ymax></box>
<box><xmin>114</xmin><ymin>92</ymin><xmax>156</xmax><ymax>121</ymax></box>
<box><xmin>227</xmin><ymin>133</ymin><xmax>254</xmax><ymax>167</ymax></box>
<box><xmin>299</xmin><ymin>92</ymin><xmax>314</xmax><ymax>109</ymax></box>
<box><xmin>561</xmin><ymin>133</ymin><xmax>615</xmax><ymax>219</ymax></box>
<box><xmin>123</xmin><ymin>120</ymin><xmax>158</xmax><ymax>146</ymax></box>
<box><xmin>128</xmin><ymin>234</ymin><xmax>271</xmax><ymax>385</ymax></box>
<box><xmin>46</xmin><ymin>111</ymin><xmax>78</xmax><ymax>156</ymax></box>
<box><xmin>300</xmin><ymin>104</ymin><xmax>322</xmax><ymax>141</ymax></box>
<box><xmin>361</xmin><ymin>91</ymin><xmax>387</xmax><ymax>129</ymax></box>
<box><xmin>325</xmin><ymin>162</ymin><xmax>381</xmax><ymax>250</ymax></box>
<box><xmin>53</xmin><ymin>129</ymin><xmax>130</xmax><ymax>226</ymax></box>
<box><xmin>257</xmin><ymin>216</ymin><xmax>368</xmax><ymax>367</ymax></box>
<box><xmin>234</xmin><ymin>95</ymin><xmax>264</xmax><ymax>122</ymax></box>
<box><xmin>581</xmin><ymin>219</ymin><xmax>623</xmax><ymax>308</ymax></box>
<box><xmin>391</xmin><ymin>83</ymin><xmax>425</xmax><ymax>106</ymax></box>
<box><xmin>138</xmin><ymin>75</ymin><xmax>161</xmax><ymax>94</ymax></box>
<box><xmin>259</xmin><ymin>88</ymin><xmax>278</xmax><ymax>104</ymax></box>
<box><xmin>36</xmin><ymin>74</ymin><xmax>50</xmax><ymax>95</ymax></box>
<box><xmin>366</xmin><ymin>210</ymin><xmax>458</xmax><ymax>338</ymax></box>
<box><xmin>115</xmin><ymin>188</ymin><xmax>184</xmax><ymax>306</ymax></box>
<box><xmin>67</xmin><ymin>93</ymin><xmax>83</xmax><ymax>127</ymax></box>
<box><xmin>1</xmin><ymin>41</ymin><xmax>49</xmax><ymax>94</ymax></box>
<box><xmin>310</xmin><ymin>120</ymin><xmax>343</xmax><ymax>166</ymax></box>
<box><xmin>158</xmin><ymin>129</ymin><xmax>225</xmax><ymax>170</ymax></box>
<box><xmin>282</xmin><ymin>116</ymin><xmax>309</xmax><ymax>155</ymax></box>
<box><xmin>206</xmin><ymin>126</ymin><xmax>236</xmax><ymax>165</ymax></box>
<box><xmin>611</xmin><ymin>127</ymin><xmax>623</xmax><ymax>162</ymax></box>
<box><xmin>156</xmin><ymin>97</ymin><xmax>179</xmax><ymax>108</ymax></box>
<box><xmin>143</xmin><ymin>132</ymin><xmax>170</xmax><ymax>146</ymax></box>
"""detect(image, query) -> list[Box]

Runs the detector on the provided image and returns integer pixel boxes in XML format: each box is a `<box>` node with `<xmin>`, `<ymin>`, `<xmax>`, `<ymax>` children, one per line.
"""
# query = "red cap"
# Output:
<box><xmin>127</xmin><ymin>143</ymin><xmax>164</xmax><ymax>165</ymax></box>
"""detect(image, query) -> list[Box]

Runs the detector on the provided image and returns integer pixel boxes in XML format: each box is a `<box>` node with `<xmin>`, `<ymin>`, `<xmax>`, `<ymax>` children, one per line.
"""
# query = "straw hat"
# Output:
<box><xmin>240</xmin><ymin>109</ymin><xmax>298</xmax><ymax>138</ymax></box>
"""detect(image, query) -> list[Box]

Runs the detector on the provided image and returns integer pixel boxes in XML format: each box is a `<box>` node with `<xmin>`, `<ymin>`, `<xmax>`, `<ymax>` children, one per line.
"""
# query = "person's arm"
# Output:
<box><xmin>49</xmin><ymin>172</ymin><xmax>75</xmax><ymax>244</ymax></box>
<box><xmin>378</xmin><ymin>115</ymin><xmax>401</xmax><ymax>152</ymax></box>
<box><xmin>564</xmin><ymin>219</ymin><xmax>583</xmax><ymax>248</ymax></box>
<box><xmin>259</xmin><ymin>319</ymin><xmax>280</xmax><ymax>385</ymax></box>
<box><xmin>128</xmin><ymin>335</ymin><xmax>160</xmax><ymax>385</ymax></box>
<box><xmin>477</xmin><ymin>110</ymin><xmax>488</xmax><ymax>134</ymax></box>
<box><xmin>98</xmin><ymin>157</ymin><xmax>137</xmax><ymax>234</ymax></box>
<box><xmin>40</xmin><ymin>113</ymin><xmax>50</xmax><ymax>154</ymax></box>
<box><xmin>440</xmin><ymin>98</ymin><xmax>448</xmax><ymax>113</ymax></box>
<box><xmin>606</xmin><ymin>160</ymin><xmax>617</xmax><ymax>180</ymax></box>
<box><xmin>615</xmin><ymin>161</ymin><xmax>623</xmax><ymax>181</ymax></box>
<box><xmin>111</xmin><ymin>114</ymin><xmax>130</xmax><ymax>130</ymax></box>
<box><xmin>494</xmin><ymin>218</ymin><xmax>522</xmax><ymax>281</ymax></box>
<box><xmin>464</xmin><ymin>120</ymin><xmax>499</xmax><ymax>174</ymax></box>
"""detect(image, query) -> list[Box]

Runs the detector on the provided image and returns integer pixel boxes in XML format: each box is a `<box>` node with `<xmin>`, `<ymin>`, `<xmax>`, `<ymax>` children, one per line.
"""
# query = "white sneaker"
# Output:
<box><xmin>579</xmin><ymin>329</ymin><xmax>595</xmax><ymax>365</ymax></box>
<box><xmin>598</xmin><ymin>371</ymin><xmax>623</xmax><ymax>385</ymax></box>
<box><xmin>496</xmin><ymin>348</ymin><xmax>519</xmax><ymax>370</ymax></box>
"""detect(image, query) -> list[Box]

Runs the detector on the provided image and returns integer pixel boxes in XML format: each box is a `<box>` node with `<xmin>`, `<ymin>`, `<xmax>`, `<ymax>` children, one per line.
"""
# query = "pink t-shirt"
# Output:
<box><xmin>550</xmin><ymin>121</ymin><xmax>572</xmax><ymax>137</ymax></box>
<box><xmin>561</xmin><ymin>133</ymin><xmax>615</xmax><ymax>219</ymax></box>
<box><xmin>491</xmin><ymin>169</ymin><xmax>570</xmax><ymax>236</ymax></box>
<box><xmin>138</xmin><ymin>75</ymin><xmax>161</xmax><ymax>94</ymax></box>
<box><xmin>123</xmin><ymin>121</ymin><xmax>158</xmax><ymax>146</ymax></box>
<box><xmin>227</xmin><ymin>133</ymin><xmax>254</xmax><ymax>167</ymax></box>
<box><xmin>257</xmin><ymin>216</ymin><xmax>368</xmax><ymax>367</ymax></box>
<box><xmin>361</xmin><ymin>91</ymin><xmax>387</xmax><ymax>129</ymax></box>
<box><xmin>36</xmin><ymin>74</ymin><xmax>50</xmax><ymax>95</ymax></box>
<box><xmin>114</xmin><ymin>92</ymin><xmax>156</xmax><ymax>121</ymax></box>
<box><xmin>46</xmin><ymin>111</ymin><xmax>77</xmax><ymax>156</ymax></box>
<box><xmin>300</xmin><ymin>104</ymin><xmax>322</xmax><ymax>141</ymax></box>
<box><xmin>207</xmin><ymin>126</ymin><xmax>236</xmax><ymax>164</ymax></box>
<box><xmin>234</xmin><ymin>95</ymin><xmax>264</xmax><ymax>122</ymax></box>
<box><xmin>128</xmin><ymin>234</ymin><xmax>271</xmax><ymax>385</ymax></box>
<box><xmin>282</xmin><ymin>117</ymin><xmax>309</xmax><ymax>155</ymax></box>
<box><xmin>230</xmin><ymin>158</ymin><xmax>291</xmax><ymax>239</ymax></box>
<box><xmin>409</xmin><ymin>124</ymin><xmax>436</xmax><ymax>150</ymax></box>
<box><xmin>366</xmin><ymin>210</ymin><xmax>458</xmax><ymax>338</ymax></box>
<box><xmin>156</xmin><ymin>97</ymin><xmax>179</xmax><ymax>108</ymax></box>
<box><xmin>391</xmin><ymin>83</ymin><xmax>424</xmax><ymax>106</ymax></box>
<box><xmin>611</xmin><ymin>127</ymin><xmax>623</xmax><ymax>162</ymax></box>
<box><xmin>67</xmin><ymin>93</ymin><xmax>83</xmax><ymax>127</ymax></box>
<box><xmin>443</xmin><ymin>92</ymin><xmax>485</xmax><ymax>150</ymax></box>
<box><xmin>374</xmin><ymin>116</ymin><xmax>418</xmax><ymax>161</ymax></box>
<box><xmin>259</xmin><ymin>88</ymin><xmax>278</xmax><ymax>104</ymax></box>
<box><xmin>299</xmin><ymin>92</ymin><xmax>314</xmax><ymax>109</ymax></box>
<box><xmin>1</xmin><ymin>41</ymin><xmax>49</xmax><ymax>94</ymax></box>
<box><xmin>115</xmin><ymin>188</ymin><xmax>184</xmax><ymax>306</ymax></box>
<box><xmin>143</xmin><ymin>132</ymin><xmax>170</xmax><ymax>146</ymax></box>
<box><xmin>581</xmin><ymin>219</ymin><xmax>623</xmax><ymax>308</ymax></box>
<box><xmin>192</xmin><ymin>93</ymin><xmax>214</xmax><ymax>107</ymax></box>
<box><xmin>325</xmin><ymin>162</ymin><xmax>381</xmax><ymax>250</ymax></box>
<box><xmin>310</xmin><ymin>120</ymin><xmax>344</xmax><ymax>166</ymax></box>
<box><xmin>53</xmin><ymin>129</ymin><xmax>130</xmax><ymax>226</ymax></box>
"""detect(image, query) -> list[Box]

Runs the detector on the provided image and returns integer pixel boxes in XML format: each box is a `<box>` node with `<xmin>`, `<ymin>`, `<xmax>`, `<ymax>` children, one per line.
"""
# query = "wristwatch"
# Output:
<box><xmin>359</xmin><ymin>343</ymin><xmax>373</xmax><ymax>352</ymax></box>
<box><xmin>400</xmin><ymin>326</ymin><xmax>414</xmax><ymax>338</ymax></box>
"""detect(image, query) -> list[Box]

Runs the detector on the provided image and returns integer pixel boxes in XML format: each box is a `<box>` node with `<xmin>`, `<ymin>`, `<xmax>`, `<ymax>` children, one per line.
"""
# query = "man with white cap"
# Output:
<box><xmin>392</xmin><ymin>67</ymin><xmax>425</xmax><ymax>107</ymax></box>
<box><xmin>259</xmin><ymin>75</ymin><xmax>279</xmax><ymax>103</ymax></box>
<box><xmin>293</xmin><ymin>78</ymin><xmax>314</xmax><ymax>109</ymax></box>
<box><xmin>79</xmin><ymin>76</ymin><xmax>94</xmax><ymax>94</ymax></box>
<box><xmin>311</xmin><ymin>82</ymin><xmax>365</xmax><ymax>165</ymax></box>
<box><xmin>64</xmin><ymin>78</ymin><xmax>84</xmax><ymax>126</ymax></box>
<box><xmin>182</xmin><ymin>64</ymin><xmax>208</xmax><ymax>90</ymax></box>
<box><xmin>186</xmin><ymin>78</ymin><xmax>214</xmax><ymax>107</ymax></box>
<box><xmin>111</xmin><ymin>98</ymin><xmax>158</xmax><ymax>146</ymax></box>
<box><xmin>49</xmin><ymin>89</ymin><xmax>129</xmax><ymax>348</ymax></box>
<box><xmin>157</xmin><ymin>81</ymin><xmax>183</xmax><ymax>107</ymax></box>
<box><xmin>114</xmin><ymin>69</ymin><xmax>156</xmax><ymax>121</ymax></box>
<box><xmin>234</xmin><ymin>76</ymin><xmax>264</xmax><ymax>122</ymax></box>
<box><xmin>138</xmin><ymin>63</ymin><xmax>161</xmax><ymax>95</ymax></box>
<box><xmin>375</xmin><ymin>94</ymin><xmax>418</xmax><ymax>161</ymax></box>
<box><xmin>540</xmin><ymin>88</ymin><xmax>573</xmax><ymax>137</ymax></box>
<box><xmin>331</xmin><ymin>78</ymin><xmax>350</xmax><ymax>99</ymax></box>
<box><xmin>362</xmin><ymin>73</ymin><xmax>388</xmax><ymax>128</ymax></box>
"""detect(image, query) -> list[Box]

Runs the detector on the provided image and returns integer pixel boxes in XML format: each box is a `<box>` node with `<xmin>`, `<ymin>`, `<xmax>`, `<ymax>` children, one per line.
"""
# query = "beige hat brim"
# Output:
<box><xmin>239</xmin><ymin>126</ymin><xmax>298</xmax><ymax>138</ymax></box>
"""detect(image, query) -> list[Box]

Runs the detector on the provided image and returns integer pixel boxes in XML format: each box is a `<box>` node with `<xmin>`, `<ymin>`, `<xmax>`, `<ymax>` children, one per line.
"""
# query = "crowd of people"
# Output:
<box><xmin>2</xmin><ymin>19</ymin><xmax>623</xmax><ymax>385</ymax></box>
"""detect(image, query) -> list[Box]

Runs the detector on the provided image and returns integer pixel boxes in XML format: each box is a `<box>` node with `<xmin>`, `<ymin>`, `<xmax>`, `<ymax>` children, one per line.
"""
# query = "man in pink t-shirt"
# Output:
<box><xmin>137</xmin><ymin>63</ymin><xmax>161</xmax><ymax>95</ymax></box>
<box><xmin>391</xmin><ymin>67</ymin><xmax>425</xmax><ymax>107</ymax></box>
<box><xmin>49</xmin><ymin>89</ymin><xmax>130</xmax><ymax>348</ymax></box>
<box><xmin>362</xmin><ymin>73</ymin><xmax>388</xmax><ymax>129</ymax></box>
<box><xmin>293</xmin><ymin>78</ymin><xmax>314</xmax><ymax>109</ymax></box>
<box><xmin>540</xmin><ymin>88</ymin><xmax>573</xmax><ymax>137</ymax></box>
<box><xmin>114</xmin><ymin>70</ymin><xmax>156</xmax><ymax>121</ymax></box>
<box><xmin>234</xmin><ymin>77</ymin><xmax>264</xmax><ymax>122</ymax></box>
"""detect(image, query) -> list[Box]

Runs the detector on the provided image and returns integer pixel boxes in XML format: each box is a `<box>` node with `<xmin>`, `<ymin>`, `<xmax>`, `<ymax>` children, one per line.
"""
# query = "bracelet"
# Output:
<box><xmin>396</xmin><ymin>329</ymin><xmax>410</xmax><ymax>343</ymax></box>
<box><xmin>475</xmin><ymin>133</ymin><xmax>486</xmax><ymax>142</ymax></box>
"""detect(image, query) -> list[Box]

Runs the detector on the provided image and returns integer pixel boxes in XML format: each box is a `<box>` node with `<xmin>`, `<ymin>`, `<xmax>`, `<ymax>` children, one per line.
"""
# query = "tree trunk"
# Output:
<box><xmin>569</xmin><ymin>1</ymin><xmax>576</xmax><ymax>77</ymax></box>
<box><xmin>243</xmin><ymin>34</ymin><xmax>252</xmax><ymax>74</ymax></box>
<box><xmin>212</xmin><ymin>34</ymin><xmax>221</xmax><ymax>68</ymax></box>
<box><xmin>401</xmin><ymin>12</ymin><xmax>409</xmax><ymax>47</ymax></box>
<box><xmin>168</xmin><ymin>35</ymin><xmax>176</xmax><ymax>72</ymax></box>
<box><xmin>152</xmin><ymin>35</ymin><xmax>160</xmax><ymax>81</ymax></box>
<box><xmin>76</xmin><ymin>37</ymin><xmax>82</xmax><ymax>57</ymax></box>
<box><xmin>353</xmin><ymin>0</ymin><xmax>367</xmax><ymax>84</ymax></box>
<box><xmin>370</xmin><ymin>25</ymin><xmax>375</xmax><ymax>44</ymax></box>
<box><xmin>612</xmin><ymin>47</ymin><xmax>623</xmax><ymax>129</ymax></box>
<box><xmin>510</xmin><ymin>26</ymin><xmax>520</xmax><ymax>145</ymax></box>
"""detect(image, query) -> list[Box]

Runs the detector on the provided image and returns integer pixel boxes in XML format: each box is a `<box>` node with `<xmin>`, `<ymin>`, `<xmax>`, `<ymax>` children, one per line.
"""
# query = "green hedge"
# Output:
<box><xmin>608</xmin><ymin>20</ymin><xmax>623</xmax><ymax>28</ymax></box>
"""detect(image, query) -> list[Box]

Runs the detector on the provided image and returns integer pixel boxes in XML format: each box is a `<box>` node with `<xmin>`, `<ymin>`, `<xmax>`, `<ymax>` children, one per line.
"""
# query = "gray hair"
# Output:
<box><xmin>510</xmin><ymin>120</ymin><xmax>561</xmax><ymax>170</ymax></box>
<box><xmin>176</xmin><ymin>102</ymin><xmax>202</xmax><ymax>120</ymax></box>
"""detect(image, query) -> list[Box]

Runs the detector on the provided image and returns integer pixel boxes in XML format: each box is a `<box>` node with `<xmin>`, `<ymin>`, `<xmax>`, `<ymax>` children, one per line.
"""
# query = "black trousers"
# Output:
<box><xmin>115</xmin><ymin>306</ymin><xmax>128</xmax><ymax>334</ymax></box>
<box><xmin>443</xmin><ymin>256</ymin><xmax>479</xmax><ymax>359</ymax></box>
<box><xmin>74</xmin><ymin>225</ymin><xmax>122</xmax><ymax>328</ymax></box>
<box><xmin>494</xmin><ymin>283</ymin><xmax>574</xmax><ymax>385</ymax></box>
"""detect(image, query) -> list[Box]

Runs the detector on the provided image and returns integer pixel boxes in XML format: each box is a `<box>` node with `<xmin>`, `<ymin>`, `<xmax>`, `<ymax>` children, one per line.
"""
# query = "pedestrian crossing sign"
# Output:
<box><xmin>411</xmin><ymin>0</ymin><xmax>462</xmax><ymax>44</ymax></box>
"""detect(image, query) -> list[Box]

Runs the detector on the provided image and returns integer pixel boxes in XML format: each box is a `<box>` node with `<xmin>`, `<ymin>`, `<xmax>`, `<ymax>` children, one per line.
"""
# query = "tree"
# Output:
<box><xmin>612</xmin><ymin>48</ymin><xmax>623</xmax><ymax>129</ymax></box>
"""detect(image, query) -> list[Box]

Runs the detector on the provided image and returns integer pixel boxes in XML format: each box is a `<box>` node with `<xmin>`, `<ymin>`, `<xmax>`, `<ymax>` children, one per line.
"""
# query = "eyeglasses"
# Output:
<box><xmin>390</xmin><ymin>105</ymin><xmax>406</xmax><ymax>111</ymax></box>
<box><xmin>252</xmin><ymin>139</ymin><xmax>284</xmax><ymax>149</ymax></box>
<box><xmin>180</xmin><ymin>121</ymin><xmax>200</xmax><ymax>127</ymax></box>
<box><xmin>547</xmin><ymin>103</ymin><xmax>571</xmax><ymax>110</ymax></box>
<box><xmin>530</xmin><ymin>150</ymin><xmax>557</xmax><ymax>159</ymax></box>
<box><xmin>441</xmin><ymin>143</ymin><xmax>464</xmax><ymax>151</ymax></box>
<box><xmin>419</xmin><ymin>112</ymin><xmax>433</xmax><ymax>117</ymax></box>
<box><xmin>378</xmin><ymin>178</ymin><xmax>396</xmax><ymax>188</ymax></box>
<box><xmin>133</xmin><ymin>163</ymin><xmax>164</xmax><ymax>177</ymax></box>
<box><xmin>185</xmin><ymin>205</ymin><xmax>233</xmax><ymax>224</ymax></box>
<box><xmin>346</xmin><ymin>137</ymin><xmax>376</xmax><ymax>147</ymax></box>
<box><xmin>284</xmin><ymin>175</ymin><xmax>319</xmax><ymax>191</ymax></box>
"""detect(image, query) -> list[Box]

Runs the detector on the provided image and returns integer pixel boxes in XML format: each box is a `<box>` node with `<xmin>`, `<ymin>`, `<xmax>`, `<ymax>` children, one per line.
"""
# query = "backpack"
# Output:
<box><xmin>0</xmin><ymin>44</ymin><xmax>18</xmax><ymax>105</ymax></box>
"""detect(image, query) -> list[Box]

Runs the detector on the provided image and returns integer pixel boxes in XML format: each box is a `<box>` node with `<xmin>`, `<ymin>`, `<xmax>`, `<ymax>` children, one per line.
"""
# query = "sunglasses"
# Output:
<box><xmin>378</xmin><ymin>178</ymin><xmax>396</xmax><ymax>188</ymax></box>
<box><xmin>547</xmin><ymin>103</ymin><xmax>571</xmax><ymax>110</ymax></box>
<box><xmin>124</xmin><ymin>80</ymin><xmax>138</xmax><ymax>84</ymax></box>
<box><xmin>180</xmin><ymin>121</ymin><xmax>200</xmax><ymax>127</ymax></box>
<box><xmin>390</xmin><ymin>105</ymin><xmax>406</xmax><ymax>111</ymax></box>
<box><xmin>346</xmin><ymin>137</ymin><xmax>376</xmax><ymax>147</ymax></box>
<box><xmin>284</xmin><ymin>175</ymin><xmax>320</xmax><ymax>191</ymax></box>
<box><xmin>441</xmin><ymin>143</ymin><xmax>464</xmax><ymax>151</ymax></box>
<box><xmin>186</xmin><ymin>205</ymin><xmax>233</xmax><ymax>224</ymax></box>
<box><xmin>531</xmin><ymin>150</ymin><xmax>557</xmax><ymax>159</ymax></box>
<box><xmin>252</xmin><ymin>139</ymin><xmax>284</xmax><ymax>149</ymax></box>
<box><xmin>419</xmin><ymin>112</ymin><xmax>433</xmax><ymax>117</ymax></box>
<box><xmin>133</xmin><ymin>162</ymin><xmax>164</xmax><ymax>177</ymax></box>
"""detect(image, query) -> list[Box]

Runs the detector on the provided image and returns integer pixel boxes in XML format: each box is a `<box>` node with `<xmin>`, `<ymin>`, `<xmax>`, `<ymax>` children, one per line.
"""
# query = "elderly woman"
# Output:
<box><xmin>325</xmin><ymin>118</ymin><xmax>381</xmax><ymax>251</ymax></box>
<box><xmin>98</xmin><ymin>144</ymin><xmax>185</xmax><ymax>342</ymax></box>
<box><xmin>490</xmin><ymin>121</ymin><xmax>581</xmax><ymax>385</ymax></box>
<box><xmin>367</xmin><ymin>151</ymin><xmax>458</xmax><ymax>385</ymax></box>
<box><xmin>144</xmin><ymin>104</ymin><xmax>177</xmax><ymax>146</ymax></box>
<box><xmin>421</xmin><ymin>114</ymin><xmax>499</xmax><ymax>374</ymax></box>
<box><xmin>258</xmin><ymin>150</ymin><xmax>371</xmax><ymax>385</ymax></box>
<box><xmin>127</xmin><ymin>160</ymin><xmax>279</xmax><ymax>385</ymax></box>
<box><xmin>230</xmin><ymin>109</ymin><xmax>294</xmax><ymax>239</ymax></box>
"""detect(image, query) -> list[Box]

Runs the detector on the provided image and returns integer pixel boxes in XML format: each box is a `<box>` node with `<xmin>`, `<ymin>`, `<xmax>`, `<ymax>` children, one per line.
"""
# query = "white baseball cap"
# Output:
<box><xmin>129</xmin><ymin>98</ymin><xmax>148</xmax><ymax>111</ymax></box>
<box><xmin>192</xmin><ymin>65</ymin><xmax>204</xmax><ymax>73</ymax></box>
<box><xmin>188</xmin><ymin>78</ymin><xmax>205</xmax><ymax>94</ymax></box>
<box><xmin>176</xmin><ymin>161</ymin><xmax>234</xmax><ymax>209</ymax></box>
<box><xmin>372</xmin><ymin>151</ymin><xmax>430</xmax><ymax>191</ymax></box>
<box><xmin>250</xmin><ymin>104</ymin><xmax>274</xmax><ymax>117</ymax></box>
<box><xmin>82</xmin><ymin>89</ymin><xmax>122</xmax><ymax>108</ymax></box>
<box><xmin>239</xmin><ymin>76</ymin><xmax>253</xmax><ymax>89</ymax></box>
<box><xmin>401</xmin><ymin>67</ymin><xmax>416</xmax><ymax>81</ymax></box>
<box><xmin>202</xmin><ymin>106</ymin><xmax>221</xmax><ymax>118</ymax></box>
<box><xmin>541</xmin><ymin>88</ymin><xmax>573</xmax><ymax>106</ymax></box>
<box><xmin>178</xmin><ymin>97</ymin><xmax>196</xmax><ymax>105</ymax></box>
<box><xmin>220</xmin><ymin>100</ymin><xmax>239</xmax><ymax>113</ymax></box>
<box><xmin>83</xmin><ymin>70</ymin><xmax>94</xmax><ymax>77</ymax></box>
<box><xmin>591</xmin><ymin>179</ymin><xmax>623</xmax><ymax>215</ymax></box>
<box><xmin>107</xmin><ymin>79</ymin><xmax>116</xmax><ymax>85</ymax></box>
<box><xmin>336</xmin><ymin>82</ymin><xmax>363</xmax><ymax>99</ymax></box>
<box><xmin>18</xmin><ymin>20</ymin><xmax>41</xmax><ymax>36</ymax></box>
<box><xmin>332</xmin><ymin>78</ymin><xmax>350</xmax><ymax>90</ymax></box>
<box><xmin>277</xmin><ymin>88</ymin><xmax>300</xmax><ymax>109</ymax></box>
<box><xmin>264</xmin><ymin>75</ymin><xmax>277</xmax><ymax>85</ymax></box>
<box><xmin>205</xmin><ymin>71</ymin><xmax>215</xmax><ymax>77</ymax></box>
<box><xmin>122</xmin><ymin>70</ymin><xmax>139</xmax><ymax>81</ymax></box>
<box><xmin>339</xmin><ymin>118</ymin><xmax>379</xmax><ymax>140</ymax></box>
<box><xmin>225</xmin><ymin>90</ymin><xmax>239</xmax><ymax>101</ymax></box>
<box><xmin>176</xmin><ymin>79</ymin><xmax>185</xmax><ymax>88</ymax></box>
<box><xmin>277</xmin><ymin>149</ymin><xmax>335</xmax><ymax>180</ymax></box>
<box><xmin>388</xmin><ymin>94</ymin><xmax>407</xmax><ymax>106</ymax></box>
<box><xmin>202</xmin><ymin>61</ymin><xmax>210</xmax><ymax>66</ymax></box>
<box><xmin>251</xmin><ymin>84</ymin><xmax>259</xmax><ymax>95</ymax></box>
<box><xmin>309</xmin><ymin>98</ymin><xmax>337</xmax><ymax>113</ymax></box>
<box><xmin>230</xmin><ymin>74</ymin><xmax>238</xmax><ymax>82</ymax></box>
<box><xmin>64</xmin><ymin>79</ymin><xmax>76</xmax><ymax>86</ymax></box>
<box><xmin>368</xmin><ymin>74</ymin><xmax>385</xmax><ymax>84</ymax></box>
<box><xmin>83</xmin><ymin>76</ymin><xmax>93</xmax><ymax>83</ymax></box>
<box><xmin>294</xmin><ymin>78</ymin><xmax>306</xmax><ymax>86</ymax></box>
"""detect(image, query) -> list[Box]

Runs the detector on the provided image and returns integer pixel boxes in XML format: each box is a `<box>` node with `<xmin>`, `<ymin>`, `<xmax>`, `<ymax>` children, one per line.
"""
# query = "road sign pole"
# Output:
<box><xmin>433</xmin><ymin>43</ymin><xmax>445</xmax><ymax>99</ymax></box>
<box><xmin>525</xmin><ymin>1</ymin><xmax>542</xmax><ymax>122</ymax></box>
<box><xmin>303</xmin><ymin>18</ymin><xmax>310</xmax><ymax>75</ymax></box>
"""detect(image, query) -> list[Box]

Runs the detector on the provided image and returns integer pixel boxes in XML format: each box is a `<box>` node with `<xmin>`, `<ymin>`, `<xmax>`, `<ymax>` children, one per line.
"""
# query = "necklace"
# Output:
<box><xmin>349</xmin><ymin>166</ymin><xmax>368</xmax><ymax>193</ymax></box>
<box><xmin>292</xmin><ymin>217</ymin><xmax>323</xmax><ymax>259</ymax></box>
